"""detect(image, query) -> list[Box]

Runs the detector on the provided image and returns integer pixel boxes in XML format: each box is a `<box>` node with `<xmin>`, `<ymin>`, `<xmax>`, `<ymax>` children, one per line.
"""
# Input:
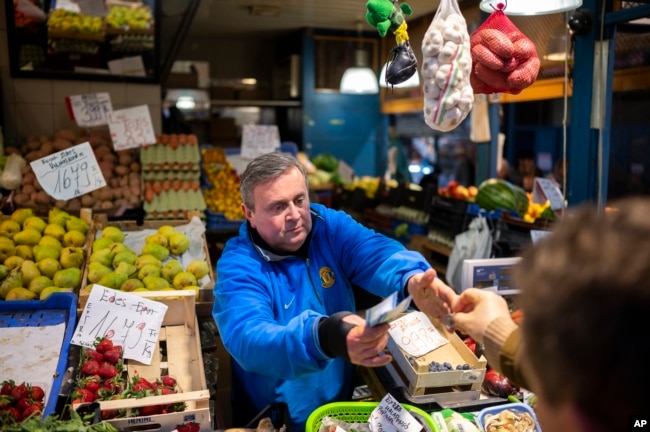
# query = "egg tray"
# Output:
<box><xmin>141</xmin><ymin>170</ymin><xmax>200</xmax><ymax>182</ymax></box>
<box><xmin>143</xmin><ymin>189</ymin><xmax>207</xmax><ymax>219</ymax></box>
<box><xmin>140</xmin><ymin>138</ymin><xmax>201</xmax><ymax>171</ymax></box>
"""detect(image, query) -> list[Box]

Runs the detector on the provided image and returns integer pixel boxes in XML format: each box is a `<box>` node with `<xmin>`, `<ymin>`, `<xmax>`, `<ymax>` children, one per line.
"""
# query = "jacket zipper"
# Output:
<box><xmin>305</xmin><ymin>258</ymin><xmax>323</xmax><ymax>305</ymax></box>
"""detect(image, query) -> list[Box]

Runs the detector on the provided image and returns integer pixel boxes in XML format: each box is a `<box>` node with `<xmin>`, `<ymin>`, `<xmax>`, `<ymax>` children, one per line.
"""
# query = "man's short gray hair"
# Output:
<box><xmin>240</xmin><ymin>152</ymin><xmax>308</xmax><ymax>210</ymax></box>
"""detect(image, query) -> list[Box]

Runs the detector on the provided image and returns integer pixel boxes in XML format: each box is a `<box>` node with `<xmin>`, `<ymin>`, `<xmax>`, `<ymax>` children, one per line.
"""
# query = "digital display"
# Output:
<box><xmin>461</xmin><ymin>258</ymin><xmax>522</xmax><ymax>296</ymax></box>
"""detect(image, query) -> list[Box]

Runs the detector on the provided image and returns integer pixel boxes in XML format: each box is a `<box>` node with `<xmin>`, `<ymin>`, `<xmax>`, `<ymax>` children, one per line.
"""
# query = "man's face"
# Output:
<box><xmin>243</xmin><ymin>166</ymin><xmax>312</xmax><ymax>253</ymax></box>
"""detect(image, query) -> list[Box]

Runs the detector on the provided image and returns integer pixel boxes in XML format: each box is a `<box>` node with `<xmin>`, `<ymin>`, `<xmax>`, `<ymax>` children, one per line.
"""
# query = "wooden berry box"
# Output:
<box><xmin>74</xmin><ymin>290</ymin><xmax>212</xmax><ymax>431</ymax></box>
<box><xmin>386</xmin><ymin>317</ymin><xmax>487</xmax><ymax>396</ymax></box>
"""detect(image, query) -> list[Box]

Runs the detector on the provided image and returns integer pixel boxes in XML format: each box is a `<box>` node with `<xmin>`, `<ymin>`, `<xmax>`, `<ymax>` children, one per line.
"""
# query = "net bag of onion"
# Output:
<box><xmin>420</xmin><ymin>0</ymin><xmax>473</xmax><ymax>132</ymax></box>
<box><xmin>469</xmin><ymin>1</ymin><xmax>540</xmax><ymax>94</ymax></box>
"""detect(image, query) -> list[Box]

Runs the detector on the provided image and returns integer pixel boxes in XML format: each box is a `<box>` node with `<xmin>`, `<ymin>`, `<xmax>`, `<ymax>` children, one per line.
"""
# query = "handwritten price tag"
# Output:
<box><xmin>368</xmin><ymin>393</ymin><xmax>422</xmax><ymax>432</ymax></box>
<box><xmin>67</xmin><ymin>92</ymin><xmax>113</xmax><ymax>127</ymax></box>
<box><xmin>30</xmin><ymin>141</ymin><xmax>106</xmax><ymax>200</ymax></box>
<box><xmin>388</xmin><ymin>311</ymin><xmax>449</xmax><ymax>357</ymax></box>
<box><xmin>240</xmin><ymin>124</ymin><xmax>281</xmax><ymax>159</ymax></box>
<box><xmin>533</xmin><ymin>177</ymin><xmax>565</xmax><ymax>211</ymax></box>
<box><xmin>72</xmin><ymin>286</ymin><xmax>168</xmax><ymax>364</ymax></box>
<box><xmin>108</xmin><ymin>105</ymin><xmax>156</xmax><ymax>151</ymax></box>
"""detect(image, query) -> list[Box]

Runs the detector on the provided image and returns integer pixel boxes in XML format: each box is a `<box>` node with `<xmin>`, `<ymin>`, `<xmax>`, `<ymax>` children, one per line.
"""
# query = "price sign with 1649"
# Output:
<box><xmin>30</xmin><ymin>141</ymin><xmax>106</xmax><ymax>201</ymax></box>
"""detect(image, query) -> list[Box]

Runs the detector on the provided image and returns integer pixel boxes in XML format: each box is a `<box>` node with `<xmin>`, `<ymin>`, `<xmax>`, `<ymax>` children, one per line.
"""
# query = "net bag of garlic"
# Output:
<box><xmin>421</xmin><ymin>0</ymin><xmax>473</xmax><ymax>132</ymax></box>
<box><xmin>469</xmin><ymin>1</ymin><xmax>540</xmax><ymax>94</ymax></box>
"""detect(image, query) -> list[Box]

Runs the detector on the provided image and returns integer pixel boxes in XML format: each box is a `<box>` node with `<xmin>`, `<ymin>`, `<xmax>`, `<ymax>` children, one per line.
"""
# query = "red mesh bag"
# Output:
<box><xmin>469</xmin><ymin>1</ymin><xmax>540</xmax><ymax>94</ymax></box>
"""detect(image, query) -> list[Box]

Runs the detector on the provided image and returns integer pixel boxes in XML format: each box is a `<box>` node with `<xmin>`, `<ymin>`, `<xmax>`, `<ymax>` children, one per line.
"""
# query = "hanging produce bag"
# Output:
<box><xmin>446</xmin><ymin>216</ymin><xmax>493</xmax><ymax>292</ymax></box>
<box><xmin>469</xmin><ymin>2</ymin><xmax>540</xmax><ymax>94</ymax></box>
<box><xmin>421</xmin><ymin>0</ymin><xmax>473</xmax><ymax>132</ymax></box>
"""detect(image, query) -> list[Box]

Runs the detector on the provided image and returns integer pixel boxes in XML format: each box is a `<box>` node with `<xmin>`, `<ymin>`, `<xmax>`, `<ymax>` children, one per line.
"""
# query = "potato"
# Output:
<box><xmin>55</xmin><ymin>129</ymin><xmax>77</xmax><ymax>142</ymax></box>
<box><xmin>35</xmin><ymin>191</ymin><xmax>51</xmax><ymax>205</ymax></box>
<box><xmin>13</xmin><ymin>193</ymin><xmax>30</xmax><ymax>206</ymax></box>
<box><xmin>81</xmin><ymin>194</ymin><xmax>94</xmax><ymax>207</ymax></box>
<box><xmin>115</xmin><ymin>165</ymin><xmax>129</xmax><ymax>176</ymax></box>
<box><xmin>52</xmin><ymin>138</ymin><xmax>72</xmax><ymax>151</ymax></box>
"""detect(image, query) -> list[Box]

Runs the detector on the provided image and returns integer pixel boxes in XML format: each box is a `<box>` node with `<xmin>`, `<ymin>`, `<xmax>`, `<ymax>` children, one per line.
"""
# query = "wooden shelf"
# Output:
<box><xmin>407</xmin><ymin>234</ymin><xmax>452</xmax><ymax>278</ymax></box>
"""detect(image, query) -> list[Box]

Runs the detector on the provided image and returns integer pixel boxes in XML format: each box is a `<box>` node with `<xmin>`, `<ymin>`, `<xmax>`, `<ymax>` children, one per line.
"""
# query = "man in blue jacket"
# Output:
<box><xmin>213</xmin><ymin>152</ymin><xmax>457</xmax><ymax>430</ymax></box>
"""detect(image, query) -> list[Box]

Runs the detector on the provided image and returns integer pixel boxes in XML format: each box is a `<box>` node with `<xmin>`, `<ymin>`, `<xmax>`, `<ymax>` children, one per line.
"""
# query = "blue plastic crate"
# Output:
<box><xmin>206</xmin><ymin>209</ymin><xmax>245</xmax><ymax>230</ymax></box>
<box><xmin>0</xmin><ymin>292</ymin><xmax>78</xmax><ymax>418</ymax></box>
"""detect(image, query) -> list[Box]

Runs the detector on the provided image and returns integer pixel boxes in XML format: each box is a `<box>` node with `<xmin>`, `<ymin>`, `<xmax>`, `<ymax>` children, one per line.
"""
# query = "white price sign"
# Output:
<box><xmin>368</xmin><ymin>394</ymin><xmax>422</xmax><ymax>432</ymax></box>
<box><xmin>108</xmin><ymin>105</ymin><xmax>156</xmax><ymax>151</ymax></box>
<box><xmin>30</xmin><ymin>141</ymin><xmax>106</xmax><ymax>200</ymax></box>
<box><xmin>533</xmin><ymin>177</ymin><xmax>565</xmax><ymax>211</ymax></box>
<box><xmin>240</xmin><ymin>125</ymin><xmax>281</xmax><ymax>159</ymax></box>
<box><xmin>388</xmin><ymin>311</ymin><xmax>449</xmax><ymax>357</ymax></box>
<box><xmin>67</xmin><ymin>92</ymin><xmax>113</xmax><ymax>127</ymax></box>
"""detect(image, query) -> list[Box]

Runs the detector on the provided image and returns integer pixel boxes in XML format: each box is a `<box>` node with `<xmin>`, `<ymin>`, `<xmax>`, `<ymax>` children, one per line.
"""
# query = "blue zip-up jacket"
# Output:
<box><xmin>213</xmin><ymin>203</ymin><xmax>431</xmax><ymax>430</ymax></box>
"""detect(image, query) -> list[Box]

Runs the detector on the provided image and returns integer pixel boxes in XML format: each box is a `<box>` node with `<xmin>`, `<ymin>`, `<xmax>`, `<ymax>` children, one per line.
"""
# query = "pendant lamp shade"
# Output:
<box><xmin>545</xmin><ymin>24</ymin><xmax>571</xmax><ymax>61</ymax></box>
<box><xmin>379</xmin><ymin>62</ymin><xmax>421</xmax><ymax>88</ymax></box>
<box><xmin>479</xmin><ymin>0</ymin><xmax>583</xmax><ymax>16</ymax></box>
<box><xmin>340</xmin><ymin>49</ymin><xmax>379</xmax><ymax>94</ymax></box>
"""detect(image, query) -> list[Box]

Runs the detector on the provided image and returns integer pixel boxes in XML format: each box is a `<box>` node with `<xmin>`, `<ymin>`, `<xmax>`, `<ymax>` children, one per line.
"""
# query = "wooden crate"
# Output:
<box><xmin>78</xmin><ymin>211</ymin><xmax>215</xmax><ymax>317</ymax></box>
<box><xmin>387</xmin><ymin>319</ymin><xmax>487</xmax><ymax>396</ymax></box>
<box><xmin>74</xmin><ymin>290</ymin><xmax>212</xmax><ymax>431</ymax></box>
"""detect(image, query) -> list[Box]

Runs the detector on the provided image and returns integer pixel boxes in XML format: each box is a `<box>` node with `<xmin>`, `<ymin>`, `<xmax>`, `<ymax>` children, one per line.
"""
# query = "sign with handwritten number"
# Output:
<box><xmin>30</xmin><ymin>141</ymin><xmax>106</xmax><ymax>201</ymax></box>
<box><xmin>72</xmin><ymin>286</ymin><xmax>168</xmax><ymax>364</ymax></box>
<box><xmin>67</xmin><ymin>92</ymin><xmax>113</xmax><ymax>127</ymax></box>
<box><xmin>240</xmin><ymin>124</ymin><xmax>281</xmax><ymax>159</ymax></box>
<box><xmin>533</xmin><ymin>177</ymin><xmax>565</xmax><ymax>211</ymax></box>
<box><xmin>368</xmin><ymin>393</ymin><xmax>422</xmax><ymax>432</ymax></box>
<box><xmin>388</xmin><ymin>311</ymin><xmax>449</xmax><ymax>357</ymax></box>
<box><xmin>108</xmin><ymin>105</ymin><xmax>156</xmax><ymax>151</ymax></box>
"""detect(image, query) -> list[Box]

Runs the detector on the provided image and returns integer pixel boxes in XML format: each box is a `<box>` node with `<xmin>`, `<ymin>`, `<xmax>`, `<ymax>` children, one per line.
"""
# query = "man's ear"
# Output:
<box><xmin>242</xmin><ymin>203</ymin><xmax>255</xmax><ymax>226</ymax></box>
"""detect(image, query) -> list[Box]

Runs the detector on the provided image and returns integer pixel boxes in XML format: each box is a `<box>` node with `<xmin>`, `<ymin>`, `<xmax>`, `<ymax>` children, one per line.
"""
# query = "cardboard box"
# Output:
<box><xmin>387</xmin><ymin>318</ymin><xmax>487</xmax><ymax>396</ymax></box>
<box><xmin>74</xmin><ymin>291</ymin><xmax>212</xmax><ymax>431</ymax></box>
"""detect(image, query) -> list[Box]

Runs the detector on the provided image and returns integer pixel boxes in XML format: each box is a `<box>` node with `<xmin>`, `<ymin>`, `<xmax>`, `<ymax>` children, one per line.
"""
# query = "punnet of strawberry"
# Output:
<box><xmin>0</xmin><ymin>380</ymin><xmax>46</xmax><ymax>426</ymax></box>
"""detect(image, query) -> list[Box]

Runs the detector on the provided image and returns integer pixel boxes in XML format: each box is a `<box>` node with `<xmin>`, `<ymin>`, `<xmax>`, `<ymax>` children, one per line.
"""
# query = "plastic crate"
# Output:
<box><xmin>206</xmin><ymin>209</ymin><xmax>245</xmax><ymax>231</ymax></box>
<box><xmin>305</xmin><ymin>401</ymin><xmax>438</xmax><ymax>432</ymax></box>
<box><xmin>0</xmin><ymin>292</ymin><xmax>77</xmax><ymax>418</ymax></box>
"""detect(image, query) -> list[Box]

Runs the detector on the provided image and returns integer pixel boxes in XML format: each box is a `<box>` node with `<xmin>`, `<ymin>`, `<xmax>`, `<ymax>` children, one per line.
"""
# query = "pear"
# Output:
<box><xmin>135</xmin><ymin>254</ymin><xmax>162</xmax><ymax>270</ymax></box>
<box><xmin>87</xmin><ymin>262</ymin><xmax>112</xmax><ymax>284</ymax></box>
<box><xmin>48</xmin><ymin>207</ymin><xmax>71</xmax><ymax>226</ymax></box>
<box><xmin>173</xmin><ymin>271</ymin><xmax>198</xmax><ymax>289</ymax></box>
<box><xmin>4</xmin><ymin>256</ymin><xmax>24</xmax><ymax>270</ymax></box>
<box><xmin>14</xmin><ymin>245</ymin><xmax>34</xmax><ymax>261</ymax></box>
<box><xmin>0</xmin><ymin>264</ymin><xmax>7</xmax><ymax>280</ymax></box>
<box><xmin>0</xmin><ymin>219</ymin><xmax>21</xmax><ymax>238</ymax></box>
<box><xmin>33</xmin><ymin>244</ymin><xmax>60</xmax><ymax>262</ymax></box>
<box><xmin>110</xmin><ymin>243</ymin><xmax>130</xmax><ymax>255</ymax></box>
<box><xmin>142</xmin><ymin>243</ymin><xmax>169</xmax><ymax>262</ymax></box>
<box><xmin>0</xmin><ymin>237</ymin><xmax>16</xmax><ymax>262</ymax></box>
<box><xmin>37</xmin><ymin>257</ymin><xmax>62</xmax><ymax>279</ymax></box>
<box><xmin>162</xmin><ymin>259</ymin><xmax>183</xmax><ymax>282</ymax></box>
<box><xmin>10</xmin><ymin>208</ymin><xmax>34</xmax><ymax>226</ymax></box>
<box><xmin>39</xmin><ymin>235</ymin><xmax>63</xmax><ymax>252</ymax></box>
<box><xmin>121</xmin><ymin>278</ymin><xmax>145</xmax><ymax>292</ymax></box>
<box><xmin>43</xmin><ymin>223</ymin><xmax>66</xmax><ymax>242</ymax></box>
<box><xmin>13</xmin><ymin>228</ymin><xmax>42</xmax><ymax>246</ymax></box>
<box><xmin>145</xmin><ymin>233</ymin><xmax>168</xmax><ymax>248</ymax></box>
<box><xmin>187</xmin><ymin>260</ymin><xmax>210</xmax><ymax>280</ymax></box>
<box><xmin>60</xmin><ymin>247</ymin><xmax>85</xmax><ymax>269</ymax></box>
<box><xmin>169</xmin><ymin>232</ymin><xmax>190</xmax><ymax>255</ymax></box>
<box><xmin>90</xmin><ymin>249</ymin><xmax>115</xmax><ymax>267</ymax></box>
<box><xmin>92</xmin><ymin>237</ymin><xmax>115</xmax><ymax>252</ymax></box>
<box><xmin>114</xmin><ymin>261</ymin><xmax>137</xmax><ymax>277</ymax></box>
<box><xmin>0</xmin><ymin>268</ymin><xmax>23</xmax><ymax>299</ymax></box>
<box><xmin>142</xmin><ymin>276</ymin><xmax>171</xmax><ymax>290</ymax></box>
<box><xmin>63</xmin><ymin>230</ymin><xmax>86</xmax><ymax>247</ymax></box>
<box><xmin>6</xmin><ymin>287</ymin><xmax>37</xmax><ymax>301</ymax></box>
<box><xmin>53</xmin><ymin>267</ymin><xmax>82</xmax><ymax>289</ymax></box>
<box><xmin>96</xmin><ymin>272</ymin><xmax>128</xmax><ymax>290</ymax></box>
<box><xmin>138</xmin><ymin>263</ymin><xmax>161</xmax><ymax>280</ymax></box>
<box><xmin>157</xmin><ymin>225</ymin><xmax>180</xmax><ymax>239</ymax></box>
<box><xmin>20</xmin><ymin>260</ymin><xmax>41</xmax><ymax>286</ymax></box>
<box><xmin>40</xmin><ymin>286</ymin><xmax>72</xmax><ymax>301</ymax></box>
<box><xmin>29</xmin><ymin>275</ymin><xmax>53</xmax><ymax>295</ymax></box>
<box><xmin>65</xmin><ymin>216</ymin><xmax>89</xmax><ymax>235</ymax></box>
<box><xmin>23</xmin><ymin>216</ymin><xmax>47</xmax><ymax>233</ymax></box>
<box><xmin>101</xmin><ymin>226</ymin><xmax>124</xmax><ymax>243</ymax></box>
<box><xmin>112</xmin><ymin>250</ymin><xmax>137</xmax><ymax>268</ymax></box>
<box><xmin>183</xmin><ymin>285</ymin><xmax>201</xmax><ymax>300</ymax></box>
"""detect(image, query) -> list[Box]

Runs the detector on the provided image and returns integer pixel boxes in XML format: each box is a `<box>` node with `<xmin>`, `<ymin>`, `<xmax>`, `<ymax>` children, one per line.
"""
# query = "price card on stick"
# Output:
<box><xmin>388</xmin><ymin>311</ymin><xmax>449</xmax><ymax>357</ymax></box>
<box><xmin>533</xmin><ymin>177</ymin><xmax>565</xmax><ymax>211</ymax></box>
<box><xmin>108</xmin><ymin>105</ymin><xmax>156</xmax><ymax>151</ymax></box>
<box><xmin>368</xmin><ymin>393</ymin><xmax>422</xmax><ymax>432</ymax></box>
<box><xmin>66</xmin><ymin>92</ymin><xmax>113</xmax><ymax>127</ymax></box>
<box><xmin>72</xmin><ymin>286</ymin><xmax>168</xmax><ymax>364</ymax></box>
<box><xmin>240</xmin><ymin>124</ymin><xmax>281</xmax><ymax>159</ymax></box>
<box><xmin>30</xmin><ymin>141</ymin><xmax>106</xmax><ymax>200</ymax></box>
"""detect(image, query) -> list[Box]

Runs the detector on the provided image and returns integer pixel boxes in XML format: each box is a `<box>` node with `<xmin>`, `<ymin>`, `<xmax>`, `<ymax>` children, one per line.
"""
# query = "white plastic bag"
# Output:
<box><xmin>421</xmin><ymin>0</ymin><xmax>473</xmax><ymax>132</ymax></box>
<box><xmin>446</xmin><ymin>216</ymin><xmax>492</xmax><ymax>292</ymax></box>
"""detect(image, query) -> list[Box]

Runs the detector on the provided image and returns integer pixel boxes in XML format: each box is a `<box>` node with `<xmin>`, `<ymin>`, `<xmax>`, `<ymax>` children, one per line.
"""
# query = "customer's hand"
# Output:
<box><xmin>451</xmin><ymin>288</ymin><xmax>512</xmax><ymax>344</ymax></box>
<box><xmin>408</xmin><ymin>269</ymin><xmax>457</xmax><ymax>319</ymax></box>
<box><xmin>343</xmin><ymin>314</ymin><xmax>393</xmax><ymax>367</ymax></box>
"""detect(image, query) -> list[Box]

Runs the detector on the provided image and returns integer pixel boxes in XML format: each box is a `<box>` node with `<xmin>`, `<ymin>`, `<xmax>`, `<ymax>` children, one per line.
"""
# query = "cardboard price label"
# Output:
<box><xmin>240</xmin><ymin>125</ymin><xmax>281</xmax><ymax>159</ymax></box>
<box><xmin>66</xmin><ymin>92</ymin><xmax>113</xmax><ymax>127</ymax></box>
<box><xmin>388</xmin><ymin>311</ymin><xmax>449</xmax><ymax>357</ymax></box>
<box><xmin>108</xmin><ymin>105</ymin><xmax>156</xmax><ymax>151</ymax></box>
<box><xmin>30</xmin><ymin>141</ymin><xmax>106</xmax><ymax>201</ymax></box>
<box><xmin>368</xmin><ymin>394</ymin><xmax>422</xmax><ymax>432</ymax></box>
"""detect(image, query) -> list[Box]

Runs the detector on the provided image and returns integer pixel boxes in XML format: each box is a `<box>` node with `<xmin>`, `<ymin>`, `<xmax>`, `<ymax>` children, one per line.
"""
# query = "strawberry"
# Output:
<box><xmin>30</xmin><ymin>385</ymin><xmax>45</xmax><ymax>402</ymax></box>
<box><xmin>159</xmin><ymin>387</ymin><xmax>175</xmax><ymax>396</ymax></box>
<box><xmin>160</xmin><ymin>375</ymin><xmax>176</xmax><ymax>388</ymax></box>
<box><xmin>21</xmin><ymin>402</ymin><xmax>43</xmax><ymax>420</ymax></box>
<box><xmin>84</xmin><ymin>349</ymin><xmax>104</xmax><ymax>363</ymax></box>
<box><xmin>0</xmin><ymin>380</ymin><xmax>14</xmax><ymax>396</ymax></box>
<box><xmin>102</xmin><ymin>349</ymin><xmax>122</xmax><ymax>365</ymax></box>
<box><xmin>98</xmin><ymin>362</ymin><xmax>118</xmax><ymax>379</ymax></box>
<box><xmin>175</xmin><ymin>422</ymin><xmax>200</xmax><ymax>432</ymax></box>
<box><xmin>79</xmin><ymin>375</ymin><xmax>102</xmax><ymax>395</ymax></box>
<box><xmin>101</xmin><ymin>378</ymin><xmax>124</xmax><ymax>394</ymax></box>
<box><xmin>0</xmin><ymin>395</ymin><xmax>12</xmax><ymax>409</ymax></box>
<box><xmin>139</xmin><ymin>404</ymin><xmax>162</xmax><ymax>416</ymax></box>
<box><xmin>16</xmin><ymin>397</ymin><xmax>31</xmax><ymax>413</ymax></box>
<box><xmin>73</xmin><ymin>388</ymin><xmax>95</xmax><ymax>403</ymax></box>
<box><xmin>10</xmin><ymin>383</ymin><xmax>28</xmax><ymax>401</ymax></box>
<box><xmin>80</xmin><ymin>359</ymin><xmax>100</xmax><ymax>376</ymax></box>
<box><xmin>95</xmin><ymin>338</ymin><xmax>114</xmax><ymax>354</ymax></box>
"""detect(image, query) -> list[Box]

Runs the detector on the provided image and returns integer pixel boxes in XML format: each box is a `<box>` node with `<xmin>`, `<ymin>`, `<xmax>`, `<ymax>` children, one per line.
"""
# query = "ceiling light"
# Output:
<box><xmin>379</xmin><ymin>62</ymin><xmax>420</xmax><ymax>88</ymax></box>
<box><xmin>340</xmin><ymin>49</ymin><xmax>379</xmax><ymax>94</ymax></box>
<box><xmin>479</xmin><ymin>0</ymin><xmax>583</xmax><ymax>16</ymax></box>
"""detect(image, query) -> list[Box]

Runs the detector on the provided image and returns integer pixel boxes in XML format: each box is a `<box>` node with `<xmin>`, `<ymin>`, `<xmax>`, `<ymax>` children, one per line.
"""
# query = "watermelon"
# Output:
<box><xmin>475</xmin><ymin>178</ymin><xmax>529</xmax><ymax>217</ymax></box>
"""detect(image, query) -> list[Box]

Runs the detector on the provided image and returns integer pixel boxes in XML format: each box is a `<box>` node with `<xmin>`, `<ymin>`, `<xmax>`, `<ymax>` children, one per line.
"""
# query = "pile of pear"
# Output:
<box><xmin>0</xmin><ymin>207</ymin><xmax>90</xmax><ymax>301</ymax></box>
<box><xmin>82</xmin><ymin>224</ymin><xmax>210</xmax><ymax>299</ymax></box>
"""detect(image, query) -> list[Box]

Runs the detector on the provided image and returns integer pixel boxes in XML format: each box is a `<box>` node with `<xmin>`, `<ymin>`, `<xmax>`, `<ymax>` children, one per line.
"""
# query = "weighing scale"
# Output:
<box><xmin>460</xmin><ymin>257</ymin><xmax>522</xmax><ymax>296</ymax></box>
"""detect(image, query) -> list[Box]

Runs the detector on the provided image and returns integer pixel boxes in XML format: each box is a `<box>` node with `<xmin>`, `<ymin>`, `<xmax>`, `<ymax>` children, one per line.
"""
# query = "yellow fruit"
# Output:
<box><xmin>6</xmin><ymin>287</ymin><xmax>37</xmax><ymax>301</ymax></box>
